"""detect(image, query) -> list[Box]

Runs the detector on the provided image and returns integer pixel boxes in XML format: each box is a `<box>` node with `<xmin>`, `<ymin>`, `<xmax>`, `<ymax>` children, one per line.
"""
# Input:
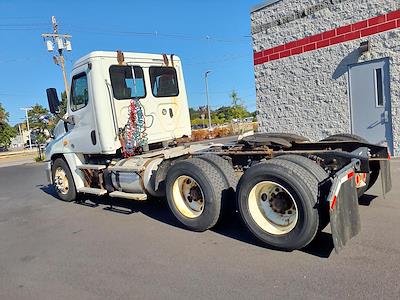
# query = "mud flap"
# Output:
<box><xmin>380</xmin><ymin>160</ymin><xmax>392</xmax><ymax>196</ymax></box>
<box><xmin>329</xmin><ymin>177</ymin><xmax>361</xmax><ymax>253</ymax></box>
<box><xmin>327</xmin><ymin>160</ymin><xmax>361</xmax><ymax>253</ymax></box>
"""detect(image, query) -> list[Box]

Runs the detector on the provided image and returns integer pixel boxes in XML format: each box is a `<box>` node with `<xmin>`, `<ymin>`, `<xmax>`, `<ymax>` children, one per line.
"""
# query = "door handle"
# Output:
<box><xmin>66</xmin><ymin>115</ymin><xmax>76</xmax><ymax>125</ymax></box>
<box><xmin>383</xmin><ymin>111</ymin><xmax>389</xmax><ymax>123</ymax></box>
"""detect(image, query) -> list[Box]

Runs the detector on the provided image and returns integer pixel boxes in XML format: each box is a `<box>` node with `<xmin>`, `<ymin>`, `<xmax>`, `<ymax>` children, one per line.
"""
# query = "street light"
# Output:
<box><xmin>204</xmin><ymin>70</ymin><xmax>212</xmax><ymax>131</ymax></box>
<box><xmin>20</xmin><ymin>107</ymin><xmax>32</xmax><ymax>149</ymax></box>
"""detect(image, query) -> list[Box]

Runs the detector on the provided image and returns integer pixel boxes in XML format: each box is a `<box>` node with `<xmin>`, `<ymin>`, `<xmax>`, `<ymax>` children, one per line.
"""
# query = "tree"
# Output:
<box><xmin>0</xmin><ymin>123</ymin><xmax>17</xmax><ymax>147</ymax></box>
<box><xmin>0</xmin><ymin>102</ymin><xmax>17</xmax><ymax>147</ymax></box>
<box><xmin>59</xmin><ymin>91</ymin><xmax>67</xmax><ymax>115</ymax></box>
<box><xmin>28</xmin><ymin>104</ymin><xmax>51</xmax><ymax>144</ymax></box>
<box><xmin>188</xmin><ymin>91</ymin><xmax>252</xmax><ymax>127</ymax></box>
<box><xmin>0</xmin><ymin>102</ymin><xmax>9</xmax><ymax>123</ymax></box>
<box><xmin>229</xmin><ymin>90</ymin><xmax>250</xmax><ymax>120</ymax></box>
<box><xmin>230</xmin><ymin>90</ymin><xmax>240</xmax><ymax>106</ymax></box>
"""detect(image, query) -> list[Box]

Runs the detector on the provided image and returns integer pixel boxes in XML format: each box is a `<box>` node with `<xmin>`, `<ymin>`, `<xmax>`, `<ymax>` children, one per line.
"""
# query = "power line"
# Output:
<box><xmin>0</xmin><ymin>55</ymin><xmax>48</xmax><ymax>64</ymax></box>
<box><xmin>184</xmin><ymin>53</ymin><xmax>252</xmax><ymax>66</ymax></box>
<box><xmin>63</xmin><ymin>24</ymin><xmax>250</xmax><ymax>43</ymax></box>
<box><xmin>0</xmin><ymin>23</ymin><xmax>49</xmax><ymax>26</ymax></box>
<box><xmin>0</xmin><ymin>17</ymin><xmax>46</xmax><ymax>20</ymax></box>
<box><xmin>0</xmin><ymin>27</ymin><xmax>49</xmax><ymax>31</ymax></box>
<box><xmin>0</xmin><ymin>92</ymin><xmax>42</xmax><ymax>97</ymax></box>
<box><xmin>190</xmin><ymin>86</ymin><xmax>255</xmax><ymax>95</ymax></box>
<box><xmin>0</xmin><ymin>22</ymin><xmax>50</xmax><ymax>32</ymax></box>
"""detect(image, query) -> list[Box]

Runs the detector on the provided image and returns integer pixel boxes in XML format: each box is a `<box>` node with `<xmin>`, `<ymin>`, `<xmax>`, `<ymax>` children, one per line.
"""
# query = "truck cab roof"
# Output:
<box><xmin>73</xmin><ymin>51</ymin><xmax>182</xmax><ymax>69</ymax></box>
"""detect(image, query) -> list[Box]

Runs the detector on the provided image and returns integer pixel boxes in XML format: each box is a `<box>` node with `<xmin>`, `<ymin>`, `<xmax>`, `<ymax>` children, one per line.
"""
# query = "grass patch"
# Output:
<box><xmin>34</xmin><ymin>155</ymin><xmax>45</xmax><ymax>162</ymax></box>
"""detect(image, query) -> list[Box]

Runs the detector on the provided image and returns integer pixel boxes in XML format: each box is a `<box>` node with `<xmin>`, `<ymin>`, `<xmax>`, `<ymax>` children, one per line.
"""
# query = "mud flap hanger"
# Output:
<box><xmin>328</xmin><ymin>158</ymin><xmax>361</xmax><ymax>254</ymax></box>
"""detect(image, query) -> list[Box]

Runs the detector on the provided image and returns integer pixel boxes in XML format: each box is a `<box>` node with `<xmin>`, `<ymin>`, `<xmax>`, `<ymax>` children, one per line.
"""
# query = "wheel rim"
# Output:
<box><xmin>54</xmin><ymin>167</ymin><xmax>69</xmax><ymax>195</ymax></box>
<box><xmin>172</xmin><ymin>175</ymin><xmax>205</xmax><ymax>218</ymax></box>
<box><xmin>248</xmin><ymin>181</ymin><xmax>298</xmax><ymax>235</ymax></box>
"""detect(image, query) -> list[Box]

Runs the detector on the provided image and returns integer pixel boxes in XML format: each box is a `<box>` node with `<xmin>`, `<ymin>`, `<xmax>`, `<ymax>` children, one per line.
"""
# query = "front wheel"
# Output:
<box><xmin>51</xmin><ymin>158</ymin><xmax>77</xmax><ymax>202</ymax></box>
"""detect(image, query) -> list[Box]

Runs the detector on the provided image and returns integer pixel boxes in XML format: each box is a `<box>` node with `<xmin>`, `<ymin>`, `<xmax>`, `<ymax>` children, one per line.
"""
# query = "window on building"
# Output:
<box><xmin>149</xmin><ymin>67</ymin><xmax>179</xmax><ymax>97</ymax></box>
<box><xmin>109</xmin><ymin>65</ymin><xmax>146</xmax><ymax>100</ymax></box>
<box><xmin>70</xmin><ymin>73</ymin><xmax>89</xmax><ymax>111</ymax></box>
<box><xmin>375</xmin><ymin>68</ymin><xmax>384</xmax><ymax>107</ymax></box>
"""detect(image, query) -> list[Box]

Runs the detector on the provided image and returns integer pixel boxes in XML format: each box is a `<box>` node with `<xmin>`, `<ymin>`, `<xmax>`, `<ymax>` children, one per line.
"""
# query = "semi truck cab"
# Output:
<box><xmin>47</xmin><ymin>51</ymin><xmax>191</xmax><ymax>157</ymax></box>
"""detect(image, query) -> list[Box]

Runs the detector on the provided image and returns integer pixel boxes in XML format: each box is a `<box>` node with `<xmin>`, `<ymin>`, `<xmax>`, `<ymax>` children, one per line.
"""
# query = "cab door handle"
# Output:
<box><xmin>67</xmin><ymin>115</ymin><xmax>76</xmax><ymax>125</ymax></box>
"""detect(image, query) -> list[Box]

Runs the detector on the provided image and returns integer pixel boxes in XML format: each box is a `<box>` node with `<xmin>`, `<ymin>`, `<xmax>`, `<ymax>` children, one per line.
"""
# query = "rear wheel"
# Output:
<box><xmin>321</xmin><ymin>133</ymin><xmax>367</xmax><ymax>143</ymax></box>
<box><xmin>276</xmin><ymin>154</ymin><xmax>328</xmax><ymax>182</ymax></box>
<box><xmin>321</xmin><ymin>133</ymin><xmax>380</xmax><ymax>196</ymax></box>
<box><xmin>51</xmin><ymin>158</ymin><xmax>77</xmax><ymax>202</ymax></box>
<box><xmin>237</xmin><ymin>159</ymin><xmax>320</xmax><ymax>251</ymax></box>
<box><xmin>197</xmin><ymin>154</ymin><xmax>238</xmax><ymax>216</ymax></box>
<box><xmin>276</xmin><ymin>154</ymin><xmax>330</xmax><ymax>230</ymax></box>
<box><xmin>196</xmin><ymin>154</ymin><xmax>238</xmax><ymax>190</ymax></box>
<box><xmin>165</xmin><ymin>158</ymin><xmax>226</xmax><ymax>231</ymax></box>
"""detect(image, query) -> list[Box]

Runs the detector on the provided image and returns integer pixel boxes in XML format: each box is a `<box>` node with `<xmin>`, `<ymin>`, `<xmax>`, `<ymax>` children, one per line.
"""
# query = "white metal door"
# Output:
<box><xmin>66</xmin><ymin>65</ymin><xmax>99</xmax><ymax>153</ymax></box>
<box><xmin>348</xmin><ymin>58</ymin><xmax>393</xmax><ymax>154</ymax></box>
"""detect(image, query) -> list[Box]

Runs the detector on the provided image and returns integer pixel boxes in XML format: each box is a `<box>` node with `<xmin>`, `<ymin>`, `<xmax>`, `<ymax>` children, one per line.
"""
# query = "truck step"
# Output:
<box><xmin>77</xmin><ymin>164</ymin><xmax>107</xmax><ymax>170</ymax></box>
<box><xmin>108</xmin><ymin>165</ymin><xmax>145</xmax><ymax>172</ymax></box>
<box><xmin>109</xmin><ymin>191</ymin><xmax>147</xmax><ymax>201</ymax></box>
<box><xmin>78</xmin><ymin>187</ymin><xmax>108</xmax><ymax>195</ymax></box>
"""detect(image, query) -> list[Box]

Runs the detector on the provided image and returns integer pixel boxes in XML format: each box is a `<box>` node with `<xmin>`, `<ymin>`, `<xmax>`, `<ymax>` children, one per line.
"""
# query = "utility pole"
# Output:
<box><xmin>20</xmin><ymin>107</ymin><xmax>32</xmax><ymax>150</ymax></box>
<box><xmin>41</xmin><ymin>16</ymin><xmax>72</xmax><ymax>98</ymax></box>
<box><xmin>204</xmin><ymin>71</ymin><xmax>212</xmax><ymax>132</ymax></box>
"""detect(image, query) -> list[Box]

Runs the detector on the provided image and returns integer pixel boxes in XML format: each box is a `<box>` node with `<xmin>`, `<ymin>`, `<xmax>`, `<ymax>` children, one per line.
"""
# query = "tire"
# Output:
<box><xmin>197</xmin><ymin>154</ymin><xmax>238</xmax><ymax>216</ymax></box>
<box><xmin>367</xmin><ymin>161</ymin><xmax>380</xmax><ymax>192</ymax></box>
<box><xmin>51</xmin><ymin>158</ymin><xmax>77</xmax><ymax>202</ymax></box>
<box><xmin>321</xmin><ymin>133</ymin><xmax>367</xmax><ymax>143</ymax></box>
<box><xmin>276</xmin><ymin>154</ymin><xmax>330</xmax><ymax>230</ymax></box>
<box><xmin>197</xmin><ymin>154</ymin><xmax>238</xmax><ymax>191</ymax></box>
<box><xmin>165</xmin><ymin>158</ymin><xmax>226</xmax><ymax>232</ymax></box>
<box><xmin>237</xmin><ymin>159</ymin><xmax>320</xmax><ymax>251</ymax></box>
<box><xmin>321</xmin><ymin>133</ymin><xmax>380</xmax><ymax>195</ymax></box>
<box><xmin>275</xmin><ymin>155</ymin><xmax>328</xmax><ymax>182</ymax></box>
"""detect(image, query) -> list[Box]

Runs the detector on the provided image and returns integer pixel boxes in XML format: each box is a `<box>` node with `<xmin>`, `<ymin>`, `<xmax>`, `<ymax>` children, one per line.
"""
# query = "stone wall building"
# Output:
<box><xmin>251</xmin><ymin>0</ymin><xmax>400</xmax><ymax>155</ymax></box>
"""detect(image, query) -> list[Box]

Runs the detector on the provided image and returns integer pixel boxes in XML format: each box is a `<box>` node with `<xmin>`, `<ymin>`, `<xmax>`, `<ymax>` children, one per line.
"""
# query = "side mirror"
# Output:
<box><xmin>46</xmin><ymin>88</ymin><xmax>60</xmax><ymax>114</ymax></box>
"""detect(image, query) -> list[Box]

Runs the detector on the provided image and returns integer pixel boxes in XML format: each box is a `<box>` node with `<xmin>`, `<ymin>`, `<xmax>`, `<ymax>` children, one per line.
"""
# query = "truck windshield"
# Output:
<box><xmin>109</xmin><ymin>65</ymin><xmax>146</xmax><ymax>100</ymax></box>
<box><xmin>149</xmin><ymin>67</ymin><xmax>179</xmax><ymax>97</ymax></box>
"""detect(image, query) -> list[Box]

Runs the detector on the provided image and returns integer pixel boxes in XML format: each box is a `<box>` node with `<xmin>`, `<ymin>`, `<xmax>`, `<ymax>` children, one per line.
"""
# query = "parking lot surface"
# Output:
<box><xmin>0</xmin><ymin>160</ymin><xmax>399</xmax><ymax>299</ymax></box>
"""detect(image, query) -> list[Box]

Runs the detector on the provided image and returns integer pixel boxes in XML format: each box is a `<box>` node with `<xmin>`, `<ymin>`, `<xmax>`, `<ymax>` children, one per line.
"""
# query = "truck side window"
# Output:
<box><xmin>149</xmin><ymin>67</ymin><xmax>179</xmax><ymax>97</ymax></box>
<box><xmin>109</xmin><ymin>65</ymin><xmax>146</xmax><ymax>100</ymax></box>
<box><xmin>70</xmin><ymin>73</ymin><xmax>89</xmax><ymax>111</ymax></box>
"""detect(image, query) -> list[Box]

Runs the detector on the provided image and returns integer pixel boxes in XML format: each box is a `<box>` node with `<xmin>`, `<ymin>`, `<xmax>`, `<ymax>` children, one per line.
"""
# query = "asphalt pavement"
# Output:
<box><xmin>0</xmin><ymin>160</ymin><xmax>399</xmax><ymax>299</ymax></box>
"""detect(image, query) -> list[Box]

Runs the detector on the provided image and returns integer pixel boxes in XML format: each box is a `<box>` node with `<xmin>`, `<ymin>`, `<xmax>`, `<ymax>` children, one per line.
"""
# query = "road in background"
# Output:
<box><xmin>0</xmin><ymin>136</ymin><xmax>238</xmax><ymax>169</ymax></box>
<box><xmin>0</xmin><ymin>150</ymin><xmax>36</xmax><ymax>168</ymax></box>
<box><xmin>0</xmin><ymin>160</ymin><xmax>399</xmax><ymax>299</ymax></box>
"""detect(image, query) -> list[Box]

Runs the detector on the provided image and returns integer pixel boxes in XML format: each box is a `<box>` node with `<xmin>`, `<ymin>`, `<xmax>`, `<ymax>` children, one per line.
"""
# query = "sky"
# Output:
<box><xmin>0</xmin><ymin>0</ymin><xmax>261</xmax><ymax>125</ymax></box>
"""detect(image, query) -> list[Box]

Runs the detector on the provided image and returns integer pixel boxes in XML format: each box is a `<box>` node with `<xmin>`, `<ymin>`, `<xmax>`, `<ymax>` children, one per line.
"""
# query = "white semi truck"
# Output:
<box><xmin>45</xmin><ymin>51</ymin><xmax>391</xmax><ymax>253</ymax></box>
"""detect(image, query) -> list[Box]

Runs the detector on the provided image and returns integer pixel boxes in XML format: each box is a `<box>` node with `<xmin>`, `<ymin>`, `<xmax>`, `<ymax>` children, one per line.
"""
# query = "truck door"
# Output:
<box><xmin>149</xmin><ymin>66</ymin><xmax>179</xmax><ymax>133</ymax></box>
<box><xmin>65</xmin><ymin>66</ymin><xmax>99</xmax><ymax>153</ymax></box>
